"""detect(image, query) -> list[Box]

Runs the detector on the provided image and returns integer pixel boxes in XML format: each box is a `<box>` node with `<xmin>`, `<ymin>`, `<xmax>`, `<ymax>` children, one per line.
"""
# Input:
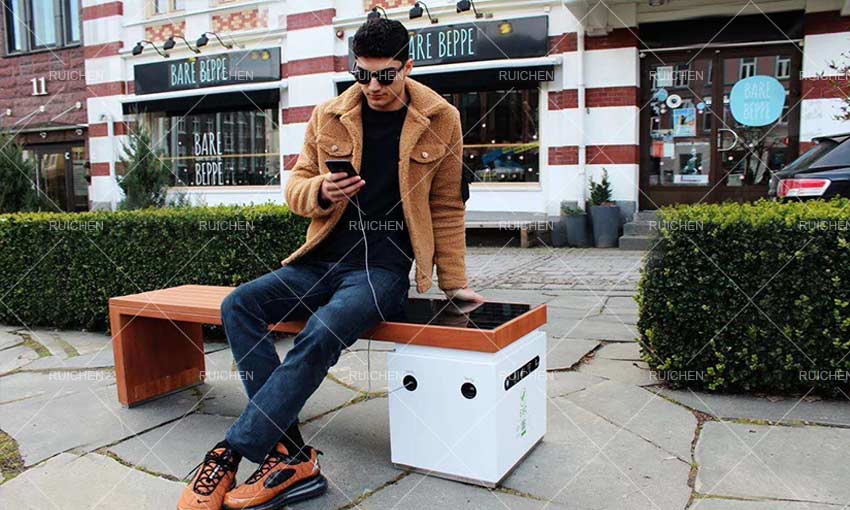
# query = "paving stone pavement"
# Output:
<box><xmin>1</xmin><ymin>247</ymin><xmax>848</xmax><ymax>510</ymax></box>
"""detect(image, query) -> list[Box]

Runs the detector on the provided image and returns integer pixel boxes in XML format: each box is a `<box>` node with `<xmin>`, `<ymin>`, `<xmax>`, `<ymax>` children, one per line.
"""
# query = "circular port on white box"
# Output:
<box><xmin>461</xmin><ymin>382</ymin><xmax>477</xmax><ymax>399</ymax></box>
<box><xmin>403</xmin><ymin>375</ymin><xmax>418</xmax><ymax>391</ymax></box>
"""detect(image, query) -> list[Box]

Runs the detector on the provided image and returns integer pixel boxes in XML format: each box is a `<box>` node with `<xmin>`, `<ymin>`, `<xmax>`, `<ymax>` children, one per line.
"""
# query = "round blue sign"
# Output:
<box><xmin>729</xmin><ymin>76</ymin><xmax>786</xmax><ymax>127</ymax></box>
<box><xmin>654</xmin><ymin>88</ymin><xmax>668</xmax><ymax>102</ymax></box>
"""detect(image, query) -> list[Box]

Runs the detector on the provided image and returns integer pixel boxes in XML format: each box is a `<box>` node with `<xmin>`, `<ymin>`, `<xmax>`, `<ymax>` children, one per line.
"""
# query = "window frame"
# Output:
<box><xmin>775</xmin><ymin>56</ymin><xmax>791</xmax><ymax>79</ymax></box>
<box><xmin>739</xmin><ymin>57</ymin><xmax>757</xmax><ymax>80</ymax></box>
<box><xmin>146</xmin><ymin>108</ymin><xmax>281</xmax><ymax>188</ymax></box>
<box><xmin>441</xmin><ymin>88</ymin><xmax>541</xmax><ymax>184</ymax></box>
<box><xmin>4</xmin><ymin>0</ymin><xmax>81</xmax><ymax>55</ymax></box>
<box><xmin>148</xmin><ymin>0</ymin><xmax>185</xmax><ymax>17</ymax></box>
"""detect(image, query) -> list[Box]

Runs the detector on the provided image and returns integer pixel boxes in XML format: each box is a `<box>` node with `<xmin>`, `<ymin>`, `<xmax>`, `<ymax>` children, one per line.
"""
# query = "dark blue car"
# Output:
<box><xmin>770</xmin><ymin>133</ymin><xmax>850</xmax><ymax>200</ymax></box>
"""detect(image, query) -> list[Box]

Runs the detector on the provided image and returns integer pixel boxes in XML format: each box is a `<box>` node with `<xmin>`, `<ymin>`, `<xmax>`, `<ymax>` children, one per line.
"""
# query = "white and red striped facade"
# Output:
<box><xmin>77</xmin><ymin>0</ymin><xmax>849</xmax><ymax>214</ymax></box>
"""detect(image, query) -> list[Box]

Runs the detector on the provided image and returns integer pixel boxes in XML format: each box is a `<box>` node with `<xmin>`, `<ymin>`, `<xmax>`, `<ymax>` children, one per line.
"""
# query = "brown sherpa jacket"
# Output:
<box><xmin>282</xmin><ymin>78</ymin><xmax>468</xmax><ymax>293</ymax></box>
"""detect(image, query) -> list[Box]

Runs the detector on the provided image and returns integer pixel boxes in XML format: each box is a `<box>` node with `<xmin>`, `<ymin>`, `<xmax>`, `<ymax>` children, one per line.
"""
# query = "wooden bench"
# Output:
<box><xmin>465</xmin><ymin>212</ymin><xmax>550</xmax><ymax>248</ymax></box>
<box><xmin>109</xmin><ymin>285</ymin><xmax>547</xmax><ymax>407</ymax></box>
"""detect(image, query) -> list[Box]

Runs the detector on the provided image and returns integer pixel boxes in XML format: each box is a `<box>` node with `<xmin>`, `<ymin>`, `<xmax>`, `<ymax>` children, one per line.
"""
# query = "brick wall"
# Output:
<box><xmin>144</xmin><ymin>20</ymin><xmax>187</xmax><ymax>42</ymax></box>
<box><xmin>364</xmin><ymin>0</ymin><xmax>416</xmax><ymax>10</ymax></box>
<box><xmin>0</xmin><ymin>21</ymin><xmax>88</xmax><ymax>132</ymax></box>
<box><xmin>212</xmin><ymin>8</ymin><xmax>269</xmax><ymax>33</ymax></box>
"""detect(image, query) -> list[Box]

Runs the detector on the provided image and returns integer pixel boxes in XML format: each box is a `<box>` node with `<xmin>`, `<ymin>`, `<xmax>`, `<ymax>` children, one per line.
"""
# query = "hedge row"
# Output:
<box><xmin>0</xmin><ymin>205</ymin><xmax>309</xmax><ymax>331</ymax></box>
<box><xmin>637</xmin><ymin>199</ymin><xmax>850</xmax><ymax>396</ymax></box>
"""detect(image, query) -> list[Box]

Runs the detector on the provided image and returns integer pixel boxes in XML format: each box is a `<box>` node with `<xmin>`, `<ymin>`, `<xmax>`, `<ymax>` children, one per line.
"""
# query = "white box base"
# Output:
<box><xmin>387</xmin><ymin>330</ymin><xmax>547</xmax><ymax>487</ymax></box>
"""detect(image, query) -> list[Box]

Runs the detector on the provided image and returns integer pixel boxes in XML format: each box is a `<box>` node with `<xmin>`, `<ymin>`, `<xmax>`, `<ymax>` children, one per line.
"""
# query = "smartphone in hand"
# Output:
<box><xmin>325</xmin><ymin>160</ymin><xmax>358</xmax><ymax>179</ymax></box>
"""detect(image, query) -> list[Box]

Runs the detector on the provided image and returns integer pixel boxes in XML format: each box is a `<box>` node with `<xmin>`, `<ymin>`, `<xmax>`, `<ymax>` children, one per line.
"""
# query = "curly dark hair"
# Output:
<box><xmin>352</xmin><ymin>18</ymin><xmax>410</xmax><ymax>63</ymax></box>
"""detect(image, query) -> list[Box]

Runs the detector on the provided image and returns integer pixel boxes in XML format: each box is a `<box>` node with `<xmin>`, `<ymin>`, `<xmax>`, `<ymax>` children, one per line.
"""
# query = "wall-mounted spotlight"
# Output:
<box><xmin>196</xmin><ymin>31</ymin><xmax>242</xmax><ymax>50</ymax></box>
<box><xmin>132</xmin><ymin>40</ymin><xmax>169</xmax><ymax>57</ymax></box>
<box><xmin>163</xmin><ymin>35</ymin><xmax>200</xmax><ymax>54</ymax></box>
<box><xmin>456</xmin><ymin>0</ymin><xmax>485</xmax><ymax>18</ymax></box>
<box><xmin>410</xmin><ymin>1</ymin><xmax>438</xmax><ymax>23</ymax></box>
<box><xmin>367</xmin><ymin>5</ymin><xmax>387</xmax><ymax>21</ymax></box>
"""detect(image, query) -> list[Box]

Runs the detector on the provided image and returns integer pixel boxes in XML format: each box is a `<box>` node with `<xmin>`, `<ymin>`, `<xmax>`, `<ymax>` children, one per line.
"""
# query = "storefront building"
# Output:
<box><xmin>76</xmin><ymin>0</ymin><xmax>849</xmax><ymax>215</ymax></box>
<box><xmin>0</xmin><ymin>0</ymin><xmax>89</xmax><ymax>211</ymax></box>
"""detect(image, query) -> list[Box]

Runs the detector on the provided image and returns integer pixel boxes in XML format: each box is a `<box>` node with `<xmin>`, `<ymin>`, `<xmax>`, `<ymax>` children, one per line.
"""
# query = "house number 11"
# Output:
<box><xmin>31</xmin><ymin>77</ymin><xmax>47</xmax><ymax>96</ymax></box>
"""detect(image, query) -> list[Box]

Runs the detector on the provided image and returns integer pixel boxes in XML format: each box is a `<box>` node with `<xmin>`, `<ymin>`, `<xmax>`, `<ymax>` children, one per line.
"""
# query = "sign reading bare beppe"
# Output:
<box><xmin>348</xmin><ymin>16</ymin><xmax>549</xmax><ymax>68</ymax></box>
<box><xmin>134</xmin><ymin>48</ymin><xmax>281</xmax><ymax>95</ymax></box>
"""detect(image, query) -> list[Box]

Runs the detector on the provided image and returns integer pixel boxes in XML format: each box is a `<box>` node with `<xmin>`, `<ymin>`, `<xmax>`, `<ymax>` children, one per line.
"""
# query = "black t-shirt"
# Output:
<box><xmin>303</xmin><ymin>98</ymin><xmax>414</xmax><ymax>275</ymax></box>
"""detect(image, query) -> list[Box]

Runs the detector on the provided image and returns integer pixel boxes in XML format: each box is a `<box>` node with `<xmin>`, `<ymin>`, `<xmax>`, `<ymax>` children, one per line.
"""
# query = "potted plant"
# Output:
<box><xmin>551</xmin><ymin>205</ymin><xmax>569</xmax><ymax>247</ymax></box>
<box><xmin>560</xmin><ymin>202</ymin><xmax>589</xmax><ymax>247</ymax></box>
<box><xmin>588</xmin><ymin>170</ymin><xmax>621</xmax><ymax>248</ymax></box>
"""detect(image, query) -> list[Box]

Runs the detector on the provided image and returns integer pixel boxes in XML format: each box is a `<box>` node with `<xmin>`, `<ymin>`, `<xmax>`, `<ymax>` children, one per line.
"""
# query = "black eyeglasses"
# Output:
<box><xmin>350</xmin><ymin>64</ymin><xmax>404</xmax><ymax>85</ymax></box>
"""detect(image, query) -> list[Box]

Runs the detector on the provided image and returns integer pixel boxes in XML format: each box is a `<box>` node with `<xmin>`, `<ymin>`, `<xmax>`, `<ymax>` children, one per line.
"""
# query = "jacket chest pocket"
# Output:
<box><xmin>409</xmin><ymin>144</ymin><xmax>447</xmax><ymax>171</ymax></box>
<box><xmin>317</xmin><ymin>134</ymin><xmax>353</xmax><ymax>168</ymax></box>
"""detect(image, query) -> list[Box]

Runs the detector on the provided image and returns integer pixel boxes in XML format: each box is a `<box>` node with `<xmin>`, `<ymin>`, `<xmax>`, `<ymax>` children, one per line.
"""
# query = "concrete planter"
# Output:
<box><xmin>590</xmin><ymin>205</ymin><xmax>620</xmax><ymax>248</ymax></box>
<box><xmin>564</xmin><ymin>214</ymin><xmax>590</xmax><ymax>247</ymax></box>
<box><xmin>551</xmin><ymin>218</ymin><xmax>569</xmax><ymax>247</ymax></box>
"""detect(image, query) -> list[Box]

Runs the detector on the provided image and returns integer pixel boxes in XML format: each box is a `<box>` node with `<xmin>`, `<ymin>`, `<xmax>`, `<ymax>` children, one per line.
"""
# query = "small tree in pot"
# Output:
<box><xmin>588</xmin><ymin>169</ymin><xmax>620</xmax><ymax>248</ymax></box>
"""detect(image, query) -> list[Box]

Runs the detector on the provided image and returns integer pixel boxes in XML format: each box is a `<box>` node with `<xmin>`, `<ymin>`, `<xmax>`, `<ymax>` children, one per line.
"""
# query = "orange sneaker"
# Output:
<box><xmin>222</xmin><ymin>443</ymin><xmax>326</xmax><ymax>510</ymax></box>
<box><xmin>177</xmin><ymin>441</ymin><xmax>241</xmax><ymax>510</ymax></box>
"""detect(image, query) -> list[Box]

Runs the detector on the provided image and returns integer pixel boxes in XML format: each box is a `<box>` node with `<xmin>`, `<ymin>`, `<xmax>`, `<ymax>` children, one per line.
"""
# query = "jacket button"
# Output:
<box><xmin>331</xmin><ymin>144</ymin><xmax>339</xmax><ymax>152</ymax></box>
<box><xmin>421</xmin><ymin>151</ymin><xmax>429</xmax><ymax>158</ymax></box>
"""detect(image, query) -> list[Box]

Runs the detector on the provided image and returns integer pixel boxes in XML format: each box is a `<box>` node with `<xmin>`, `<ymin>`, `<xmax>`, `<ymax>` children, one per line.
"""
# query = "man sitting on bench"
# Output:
<box><xmin>177</xmin><ymin>18</ymin><xmax>483</xmax><ymax>510</ymax></box>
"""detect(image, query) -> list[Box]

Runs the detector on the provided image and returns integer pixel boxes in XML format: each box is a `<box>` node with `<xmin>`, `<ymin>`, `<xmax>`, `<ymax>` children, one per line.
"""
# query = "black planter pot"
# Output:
<box><xmin>551</xmin><ymin>218</ymin><xmax>569</xmax><ymax>247</ymax></box>
<box><xmin>564</xmin><ymin>214</ymin><xmax>590</xmax><ymax>247</ymax></box>
<box><xmin>590</xmin><ymin>205</ymin><xmax>621</xmax><ymax>248</ymax></box>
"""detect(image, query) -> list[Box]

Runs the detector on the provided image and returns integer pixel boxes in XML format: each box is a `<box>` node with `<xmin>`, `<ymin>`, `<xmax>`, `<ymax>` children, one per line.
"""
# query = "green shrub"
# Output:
<box><xmin>116</xmin><ymin>126</ymin><xmax>173</xmax><ymax>210</ymax></box>
<box><xmin>0</xmin><ymin>133</ymin><xmax>51</xmax><ymax>213</ymax></box>
<box><xmin>637</xmin><ymin>199</ymin><xmax>850</xmax><ymax>396</ymax></box>
<box><xmin>0</xmin><ymin>205</ymin><xmax>309</xmax><ymax>331</ymax></box>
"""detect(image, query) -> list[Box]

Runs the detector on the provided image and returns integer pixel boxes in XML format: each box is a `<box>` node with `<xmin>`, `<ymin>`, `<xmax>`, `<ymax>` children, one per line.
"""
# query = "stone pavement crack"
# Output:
<box><xmin>17</xmin><ymin>332</ymin><xmax>51</xmax><ymax>358</ymax></box>
<box><xmin>335</xmin><ymin>471</ymin><xmax>409</xmax><ymax>510</ymax></box>
<box><xmin>570</xmin><ymin>386</ymin><xmax>694</xmax><ymax>464</ymax></box>
<box><xmin>567</xmin><ymin>341</ymin><xmax>606</xmax><ymax>371</ymax></box>
<box><xmin>95</xmin><ymin>449</ymin><xmax>181</xmax><ymax>482</ymax></box>
<box><xmin>300</xmin><ymin>393</ymin><xmax>373</xmax><ymax>425</ymax></box>
<box><xmin>690</xmin><ymin>494</ymin><xmax>849</xmax><ymax>505</ymax></box>
<box><xmin>50</xmin><ymin>332</ymin><xmax>80</xmax><ymax>358</ymax></box>
<box><xmin>685</xmin><ymin>412</ymin><xmax>711</xmax><ymax>508</ymax></box>
<box><xmin>650</xmin><ymin>389</ymin><xmax>850</xmax><ymax>430</ymax></box>
<box><xmin>325</xmin><ymin>372</ymin><xmax>372</xmax><ymax>396</ymax></box>
<box><xmin>494</xmin><ymin>485</ymin><xmax>550</xmax><ymax>502</ymax></box>
<box><xmin>0</xmin><ymin>428</ymin><xmax>25</xmax><ymax>485</ymax></box>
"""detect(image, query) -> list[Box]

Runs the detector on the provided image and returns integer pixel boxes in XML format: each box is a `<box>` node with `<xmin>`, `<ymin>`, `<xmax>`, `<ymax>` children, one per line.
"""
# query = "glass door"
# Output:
<box><xmin>640</xmin><ymin>45</ymin><xmax>801</xmax><ymax>209</ymax></box>
<box><xmin>641</xmin><ymin>53</ymin><xmax>717</xmax><ymax>208</ymax></box>
<box><xmin>32</xmin><ymin>144</ymin><xmax>89</xmax><ymax>212</ymax></box>
<box><xmin>715</xmin><ymin>49</ymin><xmax>800</xmax><ymax>202</ymax></box>
<box><xmin>36</xmin><ymin>148</ymin><xmax>69</xmax><ymax>211</ymax></box>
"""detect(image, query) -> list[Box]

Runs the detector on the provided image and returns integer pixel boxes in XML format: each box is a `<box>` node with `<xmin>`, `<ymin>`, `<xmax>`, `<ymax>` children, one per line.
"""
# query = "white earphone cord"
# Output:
<box><xmin>353</xmin><ymin>194</ymin><xmax>385</xmax><ymax>395</ymax></box>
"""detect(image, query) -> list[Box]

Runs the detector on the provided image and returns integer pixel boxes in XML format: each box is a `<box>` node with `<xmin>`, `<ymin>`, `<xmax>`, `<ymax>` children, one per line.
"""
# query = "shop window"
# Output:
<box><xmin>441</xmin><ymin>89</ymin><xmax>539</xmax><ymax>183</ymax></box>
<box><xmin>148</xmin><ymin>108</ymin><xmax>280</xmax><ymax>187</ymax></box>
<box><xmin>775</xmin><ymin>56</ymin><xmax>790</xmax><ymax>79</ymax></box>
<box><xmin>5</xmin><ymin>0</ymin><xmax>81</xmax><ymax>54</ymax></box>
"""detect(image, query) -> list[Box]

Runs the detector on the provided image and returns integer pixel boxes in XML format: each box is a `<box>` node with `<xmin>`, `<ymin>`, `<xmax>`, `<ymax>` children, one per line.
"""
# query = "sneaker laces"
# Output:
<box><xmin>187</xmin><ymin>448</ymin><xmax>238</xmax><ymax>496</ymax></box>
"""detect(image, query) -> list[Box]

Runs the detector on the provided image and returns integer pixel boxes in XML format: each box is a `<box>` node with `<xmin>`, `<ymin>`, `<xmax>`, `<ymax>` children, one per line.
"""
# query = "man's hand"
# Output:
<box><xmin>319</xmin><ymin>172</ymin><xmax>365</xmax><ymax>206</ymax></box>
<box><xmin>444</xmin><ymin>287</ymin><xmax>485</xmax><ymax>303</ymax></box>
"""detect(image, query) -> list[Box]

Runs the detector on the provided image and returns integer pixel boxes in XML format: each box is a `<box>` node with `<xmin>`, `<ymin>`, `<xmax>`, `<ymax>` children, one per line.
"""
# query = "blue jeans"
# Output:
<box><xmin>221</xmin><ymin>260</ymin><xmax>410</xmax><ymax>463</ymax></box>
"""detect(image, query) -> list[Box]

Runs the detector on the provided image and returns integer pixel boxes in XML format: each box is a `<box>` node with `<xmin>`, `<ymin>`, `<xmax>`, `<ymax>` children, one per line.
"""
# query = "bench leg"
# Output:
<box><xmin>110</xmin><ymin>310</ymin><xmax>205</xmax><ymax>407</ymax></box>
<box><xmin>520</xmin><ymin>226</ymin><xmax>531</xmax><ymax>248</ymax></box>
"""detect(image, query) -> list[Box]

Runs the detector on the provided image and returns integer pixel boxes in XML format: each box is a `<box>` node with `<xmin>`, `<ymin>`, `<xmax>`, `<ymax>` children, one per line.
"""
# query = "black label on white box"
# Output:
<box><xmin>504</xmin><ymin>356</ymin><xmax>539</xmax><ymax>391</ymax></box>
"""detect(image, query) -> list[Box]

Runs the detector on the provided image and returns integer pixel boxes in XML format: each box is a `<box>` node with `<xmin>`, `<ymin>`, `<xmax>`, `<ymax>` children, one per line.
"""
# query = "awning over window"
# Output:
<box><xmin>336</xmin><ymin>58</ymin><xmax>557</xmax><ymax>95</ymax></box>
<box><xmin>122</xmin><ymin>88</ymin><xmax>280</xmax><ymax>116</ymax></box>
